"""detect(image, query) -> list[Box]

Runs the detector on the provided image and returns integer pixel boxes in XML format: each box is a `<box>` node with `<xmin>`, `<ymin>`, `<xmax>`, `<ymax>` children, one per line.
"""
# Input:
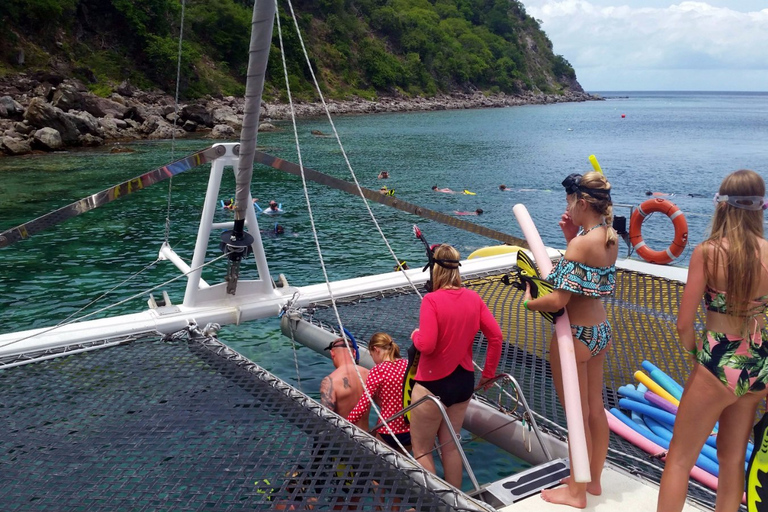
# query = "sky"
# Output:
<box><xmin>522</xmin><ymin>1</ymin><xmax>768</xmax><ymax>91</ymax></box>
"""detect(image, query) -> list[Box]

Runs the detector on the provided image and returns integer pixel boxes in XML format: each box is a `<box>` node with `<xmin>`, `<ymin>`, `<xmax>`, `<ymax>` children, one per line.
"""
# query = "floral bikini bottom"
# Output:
<box><xmin>694</xmin><ymin>328</ymin><xmax>768</xmax><ymax>397</ymax></box>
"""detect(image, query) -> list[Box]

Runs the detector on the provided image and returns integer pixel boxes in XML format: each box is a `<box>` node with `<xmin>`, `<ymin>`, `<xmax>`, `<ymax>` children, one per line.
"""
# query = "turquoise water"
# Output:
<box><xmin>2</xmin><ymin>91</ymin><xmax>768</xmax><ymax>486</ymax></box>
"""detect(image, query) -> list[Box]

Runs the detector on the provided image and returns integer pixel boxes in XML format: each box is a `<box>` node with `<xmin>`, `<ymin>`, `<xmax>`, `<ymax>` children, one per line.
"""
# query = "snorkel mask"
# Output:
<box><xmin>713</xmin><ymin>193</ymin><xmax>767</xmax><ymax>211</ymax></box>
<box><xmin>561</xmin><ymin>173</ymin><xmax>612</xmax><ymax>201</ymax></box>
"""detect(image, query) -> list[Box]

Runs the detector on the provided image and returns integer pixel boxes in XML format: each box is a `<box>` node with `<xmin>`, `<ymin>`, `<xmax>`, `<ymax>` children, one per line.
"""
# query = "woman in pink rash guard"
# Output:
<box><xmin>409</xmin><ymin>244</ymin><xmax>503</xmax><ymax>488</ymax></box>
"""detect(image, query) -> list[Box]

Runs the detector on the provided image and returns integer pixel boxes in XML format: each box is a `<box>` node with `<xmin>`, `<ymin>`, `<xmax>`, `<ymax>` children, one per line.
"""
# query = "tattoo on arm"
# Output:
<box><xmin>320</xmin><ymin>376</ymin><xmax>337</xmax><ymax>412</ymax></box>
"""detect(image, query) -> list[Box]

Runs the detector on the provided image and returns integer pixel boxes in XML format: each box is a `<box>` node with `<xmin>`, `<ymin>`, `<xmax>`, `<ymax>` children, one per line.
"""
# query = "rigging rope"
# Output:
<box><xmin>55</xmin><ymin>258</ymin><xmax>161</xmax><ymax>327</ymax></box>
<box><xmin>164</xmin><ymin>0</ymin><xmax>187</xmax><ymax>245</ymax></box>
<box><xmin>254</xmin><ymin>151</ymin><xmax>528</xmax><ymax>248</ymax></box>
<box><xmin>278</xmin><ymin>0</ymin><xmax>412</xmax><ymax>458</ymax></box>
<box><xmin>0</xmin><ymin>253</ymin><xmax>228</xmax><ymax>350</ymax></box>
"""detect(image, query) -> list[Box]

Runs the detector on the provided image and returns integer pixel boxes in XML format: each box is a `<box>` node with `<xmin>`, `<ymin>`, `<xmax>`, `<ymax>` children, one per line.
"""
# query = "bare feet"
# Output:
<box><xmin>559</xmin><ymin>477</ymin><xmax>602</xmax><ymax>496</ymax></box>
<box><xmin>540</xmin><ymin>485</ymin><xmax>587</xmax><ymax>509</ymax></box>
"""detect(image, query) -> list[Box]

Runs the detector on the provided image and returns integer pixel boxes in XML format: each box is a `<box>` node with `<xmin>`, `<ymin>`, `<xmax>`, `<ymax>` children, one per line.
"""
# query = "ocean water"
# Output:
<box><xmin>1</xmin><ymin>91</ymin><xmax>767</xmax><ymax>486</ymax></box>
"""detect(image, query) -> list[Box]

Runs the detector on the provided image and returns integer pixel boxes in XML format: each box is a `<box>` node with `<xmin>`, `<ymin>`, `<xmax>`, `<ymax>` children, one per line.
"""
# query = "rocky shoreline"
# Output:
<box><xmin>0</xmin><ymin>73</ymin><xmax>601</xmax><ymax>157</ymax></box>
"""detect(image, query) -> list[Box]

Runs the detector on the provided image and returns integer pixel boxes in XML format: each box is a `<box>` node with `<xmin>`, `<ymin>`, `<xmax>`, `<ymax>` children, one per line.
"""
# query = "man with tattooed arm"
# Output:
<box><xmin>320</xmin><ymin>338</ymin><xmax>370</xmax><ymax>429</ymax></box>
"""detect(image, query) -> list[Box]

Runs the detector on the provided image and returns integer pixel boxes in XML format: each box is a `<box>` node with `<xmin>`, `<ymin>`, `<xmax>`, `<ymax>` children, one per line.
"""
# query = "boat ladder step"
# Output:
<box><xmin>483</xmin><ymin>457</ymin><xmax>570</xmax><ymax>506</ymax></box>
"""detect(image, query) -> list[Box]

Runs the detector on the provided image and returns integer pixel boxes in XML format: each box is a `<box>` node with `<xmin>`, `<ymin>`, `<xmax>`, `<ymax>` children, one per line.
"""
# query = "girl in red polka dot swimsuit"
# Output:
<box><xmin>347</xmin><ymin>332</ymin><xmax>411</xmax><ymax>452</ymax></box>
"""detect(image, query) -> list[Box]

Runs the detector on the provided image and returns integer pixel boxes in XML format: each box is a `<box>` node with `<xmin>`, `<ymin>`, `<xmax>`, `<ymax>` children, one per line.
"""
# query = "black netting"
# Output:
<box><xmin>0</xmin><ymin>335</ymin><xmax>492</xmax><ymax>512</ymax></box>
<box><xmin>305</xmin><ymin>266</ymin><xmax>745</xmax><ymax>511</ymax></box>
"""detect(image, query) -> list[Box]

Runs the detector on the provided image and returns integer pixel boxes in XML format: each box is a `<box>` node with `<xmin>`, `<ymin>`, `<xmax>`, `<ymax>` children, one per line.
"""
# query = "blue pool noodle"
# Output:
<box><xmin>644</xmin><ymin>416</ymin><xmax>720</xmax><ymax>467</ymax></box>
<box><xmin>641</xmin><ymin>360</ymin><xmax>684</xmax><ymax>400</ymax></box>
<box><xmin>618</xmin><ymin>398</ymin><xmax>676</xmax><ymax>427</ymax></box>
<box><xmin>611</xmin><ymin>408</ymin><xmax>719</xmax><ymax>477</ymax></box>
<box><xmin>618</xmin><ymin>385</ymin><xmax>651</xmax><ymax>405</ymax></box>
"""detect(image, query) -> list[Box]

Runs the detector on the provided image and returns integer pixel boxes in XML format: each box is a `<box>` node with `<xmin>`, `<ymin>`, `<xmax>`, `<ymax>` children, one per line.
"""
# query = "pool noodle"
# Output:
<box><xmin>644</xmin><ymin>391</ymin><xmax>678</xmax><ymax>415</ymax></box>
<box><xmin>513</xmin><ymin>204</ymin><xmax>589</xmax><ymax>483</ymax></box>
<box><xmin>644</xmin><ymin>416</ymin><xmax>720</xmax><ymax>469</ymax></box>
<box><xmin>642</xmin><ymin>361</ymin><xmax>684</xmax><ymax>400</ymax></box>
<box><xmin>640</xmin><ymin>396</ymin><xmax>727</xmax><ymax>454</ymax></box>
<box><xmin>621</xmin><ymin>397</ymin><xmax>752</xmax><ymax>466</ymax></box>
<box><xmin>625</xmin><ymin>376</ymin><xmax>750</xmax><ymax>457</ymax></box>
<box><xmin>618</xmin><ymin>385</ymin><xmax>651</xmax><ymax>405</ymax></box>
<box><xmin>606</xmin><ymin>409</ymin><xmax>721</xmax><ymax>492</ymax></box>
<box><xmin>637</xmin><ymin>382</ymin><xmax>648</xmax><ymax>393</ymax></box>
<box><xmin>639</xmin><ymin>364</ymin><xmax>721</xmax><ymax>434</ymax></box>
<box><xmin>610</xmin><ymin>408</ymin><xmax>719</xmax><ymax>478</ymax></box>
<box><xmin>634</xmin><ymin>371</ymin><xmax>679</xmax><ymax>406</ymax></box>
<box><xmin>619</xmin><ymin>398</ymin><xmax>676</xmax><ymax>426</ymax></box>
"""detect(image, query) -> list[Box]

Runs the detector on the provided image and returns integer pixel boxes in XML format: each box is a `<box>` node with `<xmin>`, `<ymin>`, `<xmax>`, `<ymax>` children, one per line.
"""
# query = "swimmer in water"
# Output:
<box><xmin>432</xmin><ymin>185</ymin><xmax>456</xmax><ymax>194</ymax></box>
<box><xmin>645</xmin><ymin>191</ymin><xmax>675</xmax><ymax>198</ymax></box>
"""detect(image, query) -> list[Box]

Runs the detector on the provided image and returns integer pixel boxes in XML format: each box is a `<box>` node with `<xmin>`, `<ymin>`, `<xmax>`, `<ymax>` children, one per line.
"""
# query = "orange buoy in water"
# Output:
<box><xmin>621</xmin><ymin>114</ymin><xmax>626</xmax><ymax>118</ymax></box>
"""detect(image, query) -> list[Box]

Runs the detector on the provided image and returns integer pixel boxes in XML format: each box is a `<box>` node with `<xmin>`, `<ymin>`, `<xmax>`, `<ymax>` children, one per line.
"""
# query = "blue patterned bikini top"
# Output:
<box><xmin>547</xmin><ymin>258</ymin><xmax>616</xmax><ymax>298</ymax></box>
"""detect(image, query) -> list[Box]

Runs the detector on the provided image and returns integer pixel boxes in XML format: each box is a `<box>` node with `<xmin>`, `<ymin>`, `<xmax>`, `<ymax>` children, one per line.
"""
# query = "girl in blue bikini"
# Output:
<box><xmin>658</xmin><ymin>170</ymin><xmax>768</xmax><ymax>512</ymax></box>
<box><xmin>522</xmin><ymin>170</ymin><xmax>618</xmax><ymax>508</ymax></box>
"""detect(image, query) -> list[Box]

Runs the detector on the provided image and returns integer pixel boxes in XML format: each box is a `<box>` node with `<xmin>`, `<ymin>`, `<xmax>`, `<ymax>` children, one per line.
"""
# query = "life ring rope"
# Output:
<box><xmin>629</xmin><ymin>198</ymin><xmax>689</xmax><ymax>265</ymax></box>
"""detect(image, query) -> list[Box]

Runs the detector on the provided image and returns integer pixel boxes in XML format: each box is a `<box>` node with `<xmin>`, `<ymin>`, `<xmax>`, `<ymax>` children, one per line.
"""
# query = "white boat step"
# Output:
<box><xmin>483</xmin><ymin>458</ymin><xmax>571</xmax><ymax>506</ymax></box>
<box><xmin>498</xmin><ymin>464</ymin><xmax>709</xmax><ymax>511</ymax></box>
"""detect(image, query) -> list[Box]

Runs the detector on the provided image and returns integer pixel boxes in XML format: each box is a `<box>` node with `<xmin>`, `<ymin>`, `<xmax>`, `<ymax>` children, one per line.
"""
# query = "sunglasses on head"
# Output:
<box><xmin>713</xmin><ymin>193</ymin><xmax>767</xmax><ymax>211</ymax></box>
<box><xmin>324</xmin><ymin>340</ymin><xmax>347</xmax><ymax>351</ymax></box>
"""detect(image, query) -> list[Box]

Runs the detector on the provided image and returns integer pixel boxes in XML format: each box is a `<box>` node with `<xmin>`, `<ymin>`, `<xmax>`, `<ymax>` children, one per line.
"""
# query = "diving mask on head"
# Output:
<box><xmin>561</xmin><ymin>173</ymin><xmax>612</xmax><ymax>201</ymax></box>
<box><xmin>713</xmin><ymin>193</ymin><xmax>767</xmax><ymax>211</ymax></box>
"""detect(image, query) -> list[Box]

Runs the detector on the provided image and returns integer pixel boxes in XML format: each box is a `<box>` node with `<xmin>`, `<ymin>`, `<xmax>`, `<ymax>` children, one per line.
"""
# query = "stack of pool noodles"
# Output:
<box><xmin>607</xmin><ymin>360</ymin><xmax>754</xmax><ymax>494</ymax></box>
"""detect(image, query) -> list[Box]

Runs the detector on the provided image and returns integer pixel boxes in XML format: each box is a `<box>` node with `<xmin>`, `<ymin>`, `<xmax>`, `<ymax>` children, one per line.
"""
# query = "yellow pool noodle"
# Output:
<box><xmin>634</xmin><ymin>371</ymin><xmax>680</xmax><ymax>406</ymax></box>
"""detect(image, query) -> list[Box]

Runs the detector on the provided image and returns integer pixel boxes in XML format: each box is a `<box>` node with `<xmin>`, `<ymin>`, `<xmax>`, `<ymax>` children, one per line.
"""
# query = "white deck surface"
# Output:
<box><xmin>499</xmin><ymin>465</ymin><xmax>708</xmax><ymax>511</ymax></box>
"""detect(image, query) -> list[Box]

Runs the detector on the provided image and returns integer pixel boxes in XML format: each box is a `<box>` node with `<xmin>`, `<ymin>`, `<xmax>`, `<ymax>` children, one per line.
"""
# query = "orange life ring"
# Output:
<box><xmin>629</xmin><ymin>198</ymin><xmax>688</xmax><ymax>265</ymax></box>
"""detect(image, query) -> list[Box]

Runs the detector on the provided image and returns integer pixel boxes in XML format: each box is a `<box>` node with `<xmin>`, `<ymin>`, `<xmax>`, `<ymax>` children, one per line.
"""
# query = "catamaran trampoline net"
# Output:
<box><xmin>0</xmin><ymin>333</ymin><xmax>493</xmax><ymax>512</ymax></box>
<box><xmin>303</xmin><ymin>263</ymin><xmax>761</xmax><ymax>512</ymax></box>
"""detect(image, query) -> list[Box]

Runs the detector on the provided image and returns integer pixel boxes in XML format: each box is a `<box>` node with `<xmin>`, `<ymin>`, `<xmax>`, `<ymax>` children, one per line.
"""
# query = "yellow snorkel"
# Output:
<box><xmin>589</xmin><ymin>154</ymin><xmax>604</xmax><ymax>175</ymax></box>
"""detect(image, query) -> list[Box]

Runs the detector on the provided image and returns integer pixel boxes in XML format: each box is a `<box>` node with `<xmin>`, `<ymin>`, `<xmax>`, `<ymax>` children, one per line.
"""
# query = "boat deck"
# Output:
<box><xmin>503</xmin><ymin>465</ymin><xmax>707</xmax><ymax>511</ymax></box>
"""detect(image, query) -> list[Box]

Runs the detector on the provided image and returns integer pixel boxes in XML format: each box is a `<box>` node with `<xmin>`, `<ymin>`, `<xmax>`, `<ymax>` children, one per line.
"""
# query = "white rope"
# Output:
<box><xmin>164</xmin><ymin>0</ymin><xmax>187</xmax><ymax>245</ymax></box>
<box><xmin>282</xmin><ymin>0</ymin><xmax>423</xmax><ymax>301</ymax></box>
<box><xmin>0</xmin><ymin>253</ymin><xmax>228</xmax><ymax>350</ymax></box>
<box><xmin>276</xmin><ymin>1</ymin><xmax>412</xmax><ymax>459</ymax></box>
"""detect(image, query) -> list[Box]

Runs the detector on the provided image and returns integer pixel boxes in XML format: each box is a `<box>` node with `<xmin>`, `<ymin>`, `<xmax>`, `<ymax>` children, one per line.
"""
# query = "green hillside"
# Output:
<box><xmin>0</xmin><ymin>0</ymin><xmax>581</xmax><ymax>101</ymax></box>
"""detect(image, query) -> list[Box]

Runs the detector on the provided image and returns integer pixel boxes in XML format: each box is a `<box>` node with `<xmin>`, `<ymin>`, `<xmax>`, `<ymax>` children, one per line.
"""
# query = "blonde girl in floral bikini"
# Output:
<box><xmin>658</xmin><ymin>170</ymin><xmax>768</xmax><ymax>512</ymax></box>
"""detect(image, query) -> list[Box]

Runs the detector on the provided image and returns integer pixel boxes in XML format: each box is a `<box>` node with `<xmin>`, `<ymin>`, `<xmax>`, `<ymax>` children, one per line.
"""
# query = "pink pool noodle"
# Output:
<box><xmin>513</xmin><ymin>204</ymin><xmax>589</xmax><ymax>483</ymax></box>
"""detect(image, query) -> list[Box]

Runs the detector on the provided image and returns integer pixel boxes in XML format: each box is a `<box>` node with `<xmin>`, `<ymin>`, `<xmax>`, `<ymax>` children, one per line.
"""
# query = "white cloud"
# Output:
<box><xmin>524</xmin><ymin>1</ymin><xmax>768</xmax><ymax>90</ymax></box>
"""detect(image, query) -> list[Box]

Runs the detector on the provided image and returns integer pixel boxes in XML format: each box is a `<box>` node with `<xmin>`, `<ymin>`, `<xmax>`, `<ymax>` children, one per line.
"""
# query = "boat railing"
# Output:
<box><xmin>478</xmin><ymin>372</ymin><xmax>553</xmax><ymax>461</ymax></box>
<box><xmin>369</xmin><ymin>394</ymin><xmax>481</xmax><ymax>491</ymax></box>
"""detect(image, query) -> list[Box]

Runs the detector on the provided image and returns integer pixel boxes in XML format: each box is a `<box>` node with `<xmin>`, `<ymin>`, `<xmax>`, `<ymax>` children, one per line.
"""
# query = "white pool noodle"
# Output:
<box><xmin>513</xmin><ymin>204</ymin><xmax>590</xmax><ymax>483</ymax></box>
